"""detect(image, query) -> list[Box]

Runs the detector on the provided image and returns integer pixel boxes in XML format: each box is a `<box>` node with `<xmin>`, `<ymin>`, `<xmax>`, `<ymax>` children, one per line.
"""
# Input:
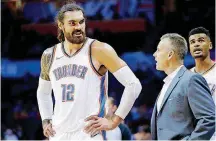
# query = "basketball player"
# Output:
<box><xmin>189</xmin><ymin>27</ymin><xmax>216</xmax><ymax>140</ymax></box>
<box><xmin>36</xmin><ymin>2</ymin><xmax>142</xmax><ymax>140</ymax></box>
<box><xmin>189</xmin><ymin>27</ymin><xmax>215</xmax><ymax>102</ymax></box>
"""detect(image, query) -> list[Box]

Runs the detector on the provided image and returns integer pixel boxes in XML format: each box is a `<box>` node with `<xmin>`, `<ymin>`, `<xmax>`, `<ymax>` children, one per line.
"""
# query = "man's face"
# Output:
<box><xmin>106</xmin><ymin>99</ymin><xmax>117</xmax><ymax>116</ymax></box>
<box><xmin>153</xmin><ymin>38</ymin><xmax>173</xmax><ymax>71</ymax></box>
<box><xmin>189</xmin><ymin>33</ymin><xmax>212</xmax><ymax>59</ymax></box>
<box><xmin>60</xmin><ymin>10</ymin><xmax>86</xmax><ymax>44</ymax></box>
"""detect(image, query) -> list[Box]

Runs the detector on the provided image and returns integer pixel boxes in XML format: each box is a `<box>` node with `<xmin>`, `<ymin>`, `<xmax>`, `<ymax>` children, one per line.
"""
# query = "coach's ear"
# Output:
<box><xmin>168</xmin><ymin>50</ymin><xmax>174</xmax><ymax>60</ymax></box>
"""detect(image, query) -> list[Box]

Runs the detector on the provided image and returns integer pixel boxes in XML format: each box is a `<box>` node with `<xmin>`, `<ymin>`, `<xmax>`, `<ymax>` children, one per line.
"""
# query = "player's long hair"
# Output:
<box><xmin>56</xmin><ymin>0</ymin><xmax>85</xmax><ymax>42</ymax></box>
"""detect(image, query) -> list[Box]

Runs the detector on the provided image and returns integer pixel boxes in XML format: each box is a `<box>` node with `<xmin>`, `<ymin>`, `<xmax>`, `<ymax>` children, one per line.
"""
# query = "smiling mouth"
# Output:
<box><xmin>73</xmin><ymin>30</ymin><xmax>83</xmax><ymax>36</ymax></box>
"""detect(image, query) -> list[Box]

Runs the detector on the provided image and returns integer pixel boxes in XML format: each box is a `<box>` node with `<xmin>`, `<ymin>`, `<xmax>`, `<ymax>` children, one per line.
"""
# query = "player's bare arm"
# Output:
<box><xmin>40</xmin><ymin>48</ymin><xmax>53</xmax><ymax>81</ymax></box>
<box><xmin>84</xmin><ymin>41</ymin><xmax>142</xmax><ymax>135</ymax></box>
<box><xmin>91</xmin><ymin>41</ymin><xmax>126</xmax><ymax>126</ymax></box>
<box><xmin>37</xmin><ymin>47</ymin><xmax>56</xmax><ymax>138</ymax></box>
<box><xmin>91</xmin><ymin>40</ymin><xmax>126</xmax><ymax>73</ymax></box>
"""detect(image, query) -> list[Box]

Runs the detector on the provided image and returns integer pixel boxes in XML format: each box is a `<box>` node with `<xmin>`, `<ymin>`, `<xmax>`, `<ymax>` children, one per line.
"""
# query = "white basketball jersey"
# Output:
<box><xmin>191</xmin><ymin>65</ymin><xmax>216</xmax><ymax>103</ymax></box>
<box><xmin>49</xmin><ymin>38</ymin><xmax>108</xmax><ymax>134</ymax></box>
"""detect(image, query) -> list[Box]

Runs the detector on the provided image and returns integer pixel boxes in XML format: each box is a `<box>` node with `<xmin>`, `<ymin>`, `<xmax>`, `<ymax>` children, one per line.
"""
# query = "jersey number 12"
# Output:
<box><xmin>61</xmin><ymin>84</ymin><xmax>75</xmax><ymax>102</ymax></box>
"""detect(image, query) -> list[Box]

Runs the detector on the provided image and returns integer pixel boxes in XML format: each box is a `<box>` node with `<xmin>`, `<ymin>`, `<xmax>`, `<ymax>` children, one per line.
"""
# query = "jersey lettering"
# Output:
<box><xmin>53</xmin><ymin>64</ymin><xmax>88</xmax><ymax>80</ymax></box>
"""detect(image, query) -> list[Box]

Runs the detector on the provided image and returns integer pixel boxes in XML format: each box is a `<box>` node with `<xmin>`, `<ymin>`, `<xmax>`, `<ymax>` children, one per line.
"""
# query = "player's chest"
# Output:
<box><xmin>50</xmin><ymin>55</ymin><xmax>91</xmax><ymax>81</ymax></box>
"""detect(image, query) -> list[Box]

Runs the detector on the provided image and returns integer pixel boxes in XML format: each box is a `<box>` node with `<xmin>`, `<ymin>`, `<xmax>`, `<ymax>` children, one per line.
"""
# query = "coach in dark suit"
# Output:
<box><xmin>151</xmin><ymin>33</ymin><xmax>215</xmax><ymax>140</ymax></box>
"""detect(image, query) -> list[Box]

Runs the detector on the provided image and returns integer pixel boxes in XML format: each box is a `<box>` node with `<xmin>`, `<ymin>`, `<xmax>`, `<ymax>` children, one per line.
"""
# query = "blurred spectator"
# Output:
<box><xmin>2</xmin><ymin>0</ymin><xmax>30</xmax><ymax>58</ymax></box>
<box><xmin>106</xmin><ymin>97</ymin><xmax>132</xmax><ymax>140</ymax></box>
<box><xmin>4</xmin><ymin>129</ymin><xmax>18</xmax><ymax>140</ymax></box>
<box><xmin>133</xmin><ymin>125</ymin><xmax>151</xmax><ymax>140</ymax></box>
<box><xmin>15</xmin><ymin>125</ymin><xmax>23</xmax><ymax>139</ymax></box>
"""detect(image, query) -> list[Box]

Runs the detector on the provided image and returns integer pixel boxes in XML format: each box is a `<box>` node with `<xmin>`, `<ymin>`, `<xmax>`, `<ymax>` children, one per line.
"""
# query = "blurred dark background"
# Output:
<box><xmin>1</xmin><ymin>0</ymin><xmax>215</xmax><ymax>140</ymax></box>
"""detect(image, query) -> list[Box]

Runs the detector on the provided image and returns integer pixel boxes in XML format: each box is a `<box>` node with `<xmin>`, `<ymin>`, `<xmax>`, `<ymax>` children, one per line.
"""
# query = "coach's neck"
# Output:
<box><xmin>164</xmin><ymin>59</ymin><xmax>183</xmax><ymax>75</ymax></box>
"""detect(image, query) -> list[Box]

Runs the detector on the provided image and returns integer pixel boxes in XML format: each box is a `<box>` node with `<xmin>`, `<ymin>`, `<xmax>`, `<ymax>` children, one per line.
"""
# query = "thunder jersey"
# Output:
<box><xmin>48</xmin><ymin>38</ymin><xmax>108</xmax><ymax>134</ymax></box>
<box><xmin>191</xmin><ymin>64</ymin><xmax>216</xmax><ymax>103</ymax></box>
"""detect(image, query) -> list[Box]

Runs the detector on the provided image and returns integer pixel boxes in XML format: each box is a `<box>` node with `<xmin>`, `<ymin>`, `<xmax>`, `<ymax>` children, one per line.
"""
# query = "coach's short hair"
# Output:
<box><xmin>188</xmin><ymin>27</ymin><xmax>211</xmax><ymax>40</ymax></box>
<box><xmin>161</xmin><ymin>33</ymin><xmax>188</xmax><ymax>60</ymax></box>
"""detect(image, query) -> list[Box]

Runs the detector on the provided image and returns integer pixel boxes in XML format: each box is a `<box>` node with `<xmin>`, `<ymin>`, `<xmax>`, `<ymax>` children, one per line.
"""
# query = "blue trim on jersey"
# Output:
<box><xmin>98</xmin><ymin>76</ymin><xmax>106</xmax><ymax>117</ymax></box>
<box><xmin>89</xmin><ymin>40</ymin><xmax>103</xmax><ymax>77</ymax></box>
<box><xmin>61</xmin><ymin>38</ymin><xmax>88</xmax><ymax>58</ymax></box>
<box><xmin>102</xmin><ymin>131</ymin><xmax>107</xmax><ymax>140</ymax></box>
<box><xmin>98</xmin><ymin>75</ymin><xmax>107</xmax><ymax>140</ymax></box>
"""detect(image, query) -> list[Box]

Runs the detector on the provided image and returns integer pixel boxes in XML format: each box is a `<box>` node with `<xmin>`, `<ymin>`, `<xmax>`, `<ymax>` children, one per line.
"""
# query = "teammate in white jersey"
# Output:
<box><xmin>188</xmin><ymin>27</ymin><xmax>216</xmax><ymax>102</ymax></box>
<box><xmin>37</xmin><ymin>1</ymin><xmax>142</xmax><ymax>140</ymax></box>
<box><xmin>188</xmin><ymin>27</ymin><xmax>215</xmax><ymax>140</ymax></box>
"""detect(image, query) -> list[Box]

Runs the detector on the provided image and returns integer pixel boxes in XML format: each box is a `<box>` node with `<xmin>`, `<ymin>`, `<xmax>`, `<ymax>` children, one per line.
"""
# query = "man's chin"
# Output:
<box><xmin>156</xmin><ymin>65</ymin><xmax>165</xmax><ymax>72</ymax></box>
<box><xmin>193</xmin><ymin>54</ymin><xmax>204</xmax><ymax>59</ymax></box>
<box><xmin>66</xmin><ymin>35</ymin><xmax>86</xmax><ymax>44</ymax></box>
<box><xmin>71</xmin><ymin>38</ymin><xmax>85</xmax><ymax>44</ymax></box>
<box><xmin>72</xmin><ymin>40</ymin><xmax>85</xmax><ymax>44</ymax></box>
<box><xmin>156</xmin><ymin>65</ymin><xmax>161</xmax><ymax>71</ymax></box>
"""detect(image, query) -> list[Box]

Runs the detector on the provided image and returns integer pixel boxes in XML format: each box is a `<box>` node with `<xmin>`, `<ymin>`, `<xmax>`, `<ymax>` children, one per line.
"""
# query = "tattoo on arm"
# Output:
<box><xmin>40</xmin><ymin>48</ymin><xmax>54</xmax><ymax>80</ymax></box>
<box><xmin>42</xmin><ymin>119</ymin><xmax>52</xmax><ymax>128</ymax></box>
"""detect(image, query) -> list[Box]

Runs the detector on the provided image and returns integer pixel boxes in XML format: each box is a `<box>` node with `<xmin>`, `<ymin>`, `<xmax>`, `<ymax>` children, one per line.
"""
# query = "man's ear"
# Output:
<box><xmin>168</xmin><ymin>50</ymin><xmax>174</xmax><ymax>59</ymax></box>
<box><xmin>58</xmin><ymin>21</ymin><xmax>63</xmax><ymax>30</ymax></box>
<box><xmin>209</xmin><ymin>42</ymin><xmax>213</xmax><ymax>50</ymax></box>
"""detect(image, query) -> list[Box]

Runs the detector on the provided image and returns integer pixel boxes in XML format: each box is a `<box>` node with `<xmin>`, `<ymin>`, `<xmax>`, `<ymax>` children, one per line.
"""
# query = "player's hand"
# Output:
<box><xmin>42</xmin><ymin>119</ymin><xmax>56</xmax><ymax>138</ymax></box>
<box><xmin>84</xmin><ymin>115</ymin><xmax>115</xmax><ymax>136</ymax></box>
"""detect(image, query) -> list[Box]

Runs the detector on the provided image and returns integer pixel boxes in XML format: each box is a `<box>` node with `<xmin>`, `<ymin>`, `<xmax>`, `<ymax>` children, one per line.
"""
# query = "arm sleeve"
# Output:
<box><xmin>112</xmin><ymin>66</ymin><xmax>142</xmax><ymax>119</ymax></box>
<box><xmin>37</xmin><ymin>78</ymin><xmax>53</xmax><ymax>120</ymax></box>
<box><xmin>37</xmin><ymin>47</ymin><xmax>55</xmax><ymax>120</ymax></box>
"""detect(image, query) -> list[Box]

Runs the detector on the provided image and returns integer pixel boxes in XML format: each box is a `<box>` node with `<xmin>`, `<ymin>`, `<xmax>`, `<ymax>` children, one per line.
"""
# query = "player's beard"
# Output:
<box><xmin>64</xmin><ymin>29</ymin><xmax>86</xmax><ymax>44</ymax></box>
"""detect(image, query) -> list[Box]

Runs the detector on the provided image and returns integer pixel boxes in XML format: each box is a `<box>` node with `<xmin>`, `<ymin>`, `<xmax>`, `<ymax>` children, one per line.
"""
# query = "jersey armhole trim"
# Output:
<box><xmin>89</xmin><ymin>40</ymin><xmax>104</xmax><ymax>77</ymax></box>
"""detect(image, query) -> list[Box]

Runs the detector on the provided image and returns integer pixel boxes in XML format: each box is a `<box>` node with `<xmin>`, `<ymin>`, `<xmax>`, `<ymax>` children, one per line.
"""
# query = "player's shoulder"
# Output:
<box><xmin>41</xmin><ymin>44</ymin><xmax>59</xmax><ymax>57</ymax></box>
<box><xmin>211</xmin><ymin>63</ymin><xmax>216</xmax><ymax>71</ymax></box>
<box><xmin>91</xmin><ymin>39</ymin><xmax>115</xmax><ymax>53</ymax></box>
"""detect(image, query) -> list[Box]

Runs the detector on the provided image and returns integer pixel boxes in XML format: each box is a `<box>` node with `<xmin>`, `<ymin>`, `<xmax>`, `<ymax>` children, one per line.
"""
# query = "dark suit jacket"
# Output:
<box><xmin>119</xmin><ymin>123</ymin><xmax>132</xmax><ymax>140</ymax></box>
<box><xmin>151</xmin><ymin>66</ymin><xmax>215</xmax><ymax>140</ymax></box>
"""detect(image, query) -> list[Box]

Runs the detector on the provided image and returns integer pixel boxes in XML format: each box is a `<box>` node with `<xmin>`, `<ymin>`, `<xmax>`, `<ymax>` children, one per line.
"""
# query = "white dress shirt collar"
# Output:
<box><xmin>163</xmin><ymin>65</ymin><xmax>184</xmax><ymax>84</ymax></box>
